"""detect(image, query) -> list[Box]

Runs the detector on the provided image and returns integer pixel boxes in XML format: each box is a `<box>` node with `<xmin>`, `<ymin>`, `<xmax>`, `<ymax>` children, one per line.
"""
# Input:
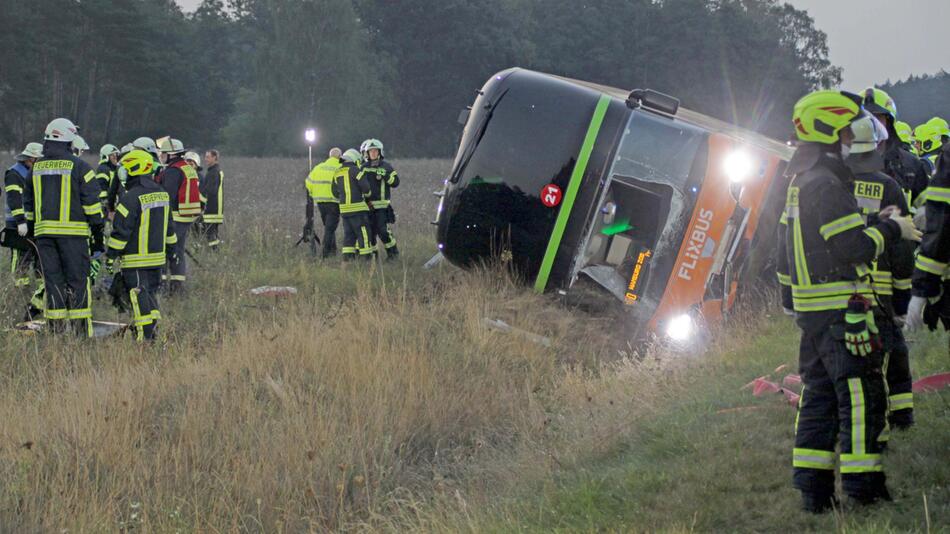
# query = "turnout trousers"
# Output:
<box><xmin>8</xmin><ymin>244</ymin><xmax>45</xmax><ymax>317</ymax></box>
<box><xmin>368</xmin><ymin>207</ymin><xmax>398</xmax><ymax>258</ymax></box>
<box><xmin>793</xmin><ymin>312</ymin><xmax>888</xmax><ymax>501</ymax></box>
<box><xmin>880</xmin><ymin>320</ymin><xmax>914</xmax><ymax>431</ymax></box>
<box><xmin>36</xmin><ymin>236</ymin><xmax>92</xmax><ymax>337</ymax></box>
<box><xmin>123</xmin><ymin>268</ymin><xmax>162</xmax><ymax>341</ymax></box>
<box><xmin>194</xmin><ymin>222</ymin><xmax>222</xmax><ymax>250</ymax></box>
<box><xmin>317</xmin><ymin>202</ymin><xmax>340</xmax><ymax>257</ymax></box>
<box><xmin>165</xmin><ymin>220</ymin><xmax>192</xmax><ymax>293</ymax></box>
<box><xmin>341</xmin><ymin>212</ymin><xmax>372</xmax><ymax>261</ymax></box>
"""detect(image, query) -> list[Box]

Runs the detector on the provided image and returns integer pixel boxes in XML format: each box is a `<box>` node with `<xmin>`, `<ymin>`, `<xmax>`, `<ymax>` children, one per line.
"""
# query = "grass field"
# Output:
<box><xmin>0</xmin><ymin>156</ymin><xmax>947</xmax><ymax>532</ymax></box>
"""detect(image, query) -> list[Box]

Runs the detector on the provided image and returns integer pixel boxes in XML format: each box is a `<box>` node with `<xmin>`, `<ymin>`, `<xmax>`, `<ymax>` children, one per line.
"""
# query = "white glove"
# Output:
<box><xmin>913</xmin><ymin>209</ymin><xmax>926</xmax><ymax>231</ymax></box>
<box><xmin>892</xmin><ymin>215</ymin><xmax>922</xmax><ymax>242</ymax></box>
<box><xmin>905</xmin><ymin>296</ymin><xmax>927</xmax><ymax>332</ymax></box>
<box><xmin>782</xmin><ymin>307</ymin><xmax>796</xmax><ymax>317</ymax></box>
<box><xmin>17</xmin><ymin>223</ymin><xmax>28</xmax><ymax>237</ymax></box>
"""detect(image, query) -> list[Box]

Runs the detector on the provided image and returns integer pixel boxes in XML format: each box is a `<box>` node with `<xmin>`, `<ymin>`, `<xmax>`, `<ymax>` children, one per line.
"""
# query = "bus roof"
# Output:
<box><xmin>552</xmin><ymin>73</ymin><xmax>796</xmax><ymax>160</ymax></box>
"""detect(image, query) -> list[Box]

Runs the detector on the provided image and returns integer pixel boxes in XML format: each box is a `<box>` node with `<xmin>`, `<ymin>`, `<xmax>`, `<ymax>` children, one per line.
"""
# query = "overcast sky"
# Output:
<box><xmin>177</xmin><ymin>0</ymin><xmax>949</xmax><ymax>88</ymax></box>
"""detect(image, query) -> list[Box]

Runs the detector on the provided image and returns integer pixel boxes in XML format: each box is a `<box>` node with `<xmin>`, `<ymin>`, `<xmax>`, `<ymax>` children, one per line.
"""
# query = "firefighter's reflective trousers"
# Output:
<box><xmin>341</xmin><ymin>212</ymin><xmax>373</xmax><ymax>260</ymax></box>
<box><xmin>124</xmin><ymin>268</ymin><xmax>162</xmax><ymax>341</ymax></box>
<box><xmin>793</xmin><ymin>311</ymin><xmax>888</xmax><ymax>500</ymax></box>
<box><xmin>37</xmin><ymin>236</ymin><xmax>92</xmax><ymax>337</ymax></box>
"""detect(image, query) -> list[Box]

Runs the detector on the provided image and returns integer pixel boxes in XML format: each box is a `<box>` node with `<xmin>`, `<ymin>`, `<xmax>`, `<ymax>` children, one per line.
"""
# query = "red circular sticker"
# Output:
<box><xmin>541</xmin><ymin>184</ymin><xmax>563</xmax><ymax>208</ymax></box>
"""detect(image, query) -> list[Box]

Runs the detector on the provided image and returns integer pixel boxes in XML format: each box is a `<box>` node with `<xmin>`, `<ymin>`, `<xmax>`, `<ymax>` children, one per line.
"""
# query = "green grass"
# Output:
<box><xmin>470</xmin><ymin>318</ymin><xmax>949</xmax><ymax>533</ymax></box>
<box><xmin>1</xmin><ymin>156</ymin><xmax>947</xmax><ymax>532</ymax></box>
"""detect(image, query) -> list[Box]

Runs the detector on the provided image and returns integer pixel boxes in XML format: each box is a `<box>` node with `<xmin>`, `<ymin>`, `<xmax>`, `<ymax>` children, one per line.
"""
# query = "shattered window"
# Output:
<box><xmin>611</xmin><ymin>111</ymin><xmax>705</xmax><ymax>190</ymax></box>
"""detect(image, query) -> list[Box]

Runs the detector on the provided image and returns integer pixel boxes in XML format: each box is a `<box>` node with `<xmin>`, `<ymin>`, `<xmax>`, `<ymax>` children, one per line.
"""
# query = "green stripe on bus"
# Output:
<box><xmin>534</xmin><ymin>94</ymin><xmax>611</xmax><ymax>293</ymax></box>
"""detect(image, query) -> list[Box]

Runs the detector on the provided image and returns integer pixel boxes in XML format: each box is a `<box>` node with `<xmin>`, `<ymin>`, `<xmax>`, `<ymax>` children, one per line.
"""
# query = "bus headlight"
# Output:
<box><xmin>665</xmin><ymin>313</ymin><xmax>694</xmax><ymax>342</ymax></box>
<box><xmin>724</xmin><ymin>150</ymin><xmax>755</xmax><ymax>183</ymax></box>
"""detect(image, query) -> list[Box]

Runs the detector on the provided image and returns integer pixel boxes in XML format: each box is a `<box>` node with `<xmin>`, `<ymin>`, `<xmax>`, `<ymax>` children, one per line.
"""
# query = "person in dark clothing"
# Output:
<box><xmin>360</xmin><ymin>139</ymin><xmax>400</xmax><ymax>260</ymax></box>
<box><xmin>3</xmin><ymin>142</ymin><xmax>45</xmax><ymax>319</ymax></box>
<box><xmin>197</xmin><ymin>149</ymin><xmax>224</xmax><ymax>250</ymax></box>
<box><xmin>106</xmin><ymin>149</ymin><xmax>178</xmax><ymax>341</ymax></box>
<box><xmin>907</xmin><ymin>142</ymin><xmax>950</xmax><ymax>333</ymax></box>
<box><xmin>156</xmin><ymin>138</ymin><xmax>200</xmax><ymax>294</ymax></box>
<box><xmin>332</xmin><ymin>149</ymin><xmax>373</xmax><ymax>261</ymax></box>
<box><xmin>95</xmin><ymin>144</ymin><xmax>121</xmax><ymax>211</ymax></box>
<box><xmin>776</xmin><ymin>91</ymin><xmax>921</xmax><ymax>513</ymax></box>
<box><xmin>861</xmin><ymin>88</ymin><xmax>930</xmax><ymax>211</ymax></box>
<box><xmin>844</xmin><ymin>114</ymin><xmax>917</xmax><ymax>433</ymax></box>
<box><xmin>23</xmin><ymin>118</ymin><xmax>105</xmax><ymax>337</ymax></box>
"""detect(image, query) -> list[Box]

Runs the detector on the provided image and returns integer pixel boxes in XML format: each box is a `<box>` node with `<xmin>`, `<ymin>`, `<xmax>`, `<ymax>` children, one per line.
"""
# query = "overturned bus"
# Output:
<box><xmin>434</xmin><ymin>68</ymin><xmax>793</xmax><ymax>342</ymax></box>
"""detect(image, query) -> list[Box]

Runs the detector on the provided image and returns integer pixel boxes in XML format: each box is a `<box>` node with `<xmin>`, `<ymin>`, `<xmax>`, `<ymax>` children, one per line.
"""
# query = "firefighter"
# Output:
<box><xmin>305</xmin><ymin>147</ymin><xmax>342</xmax><ymax>257</ymax></box>
<box><xmin>915</xmin><ymin>122</ymin><xmax>943</xmax><ymax>176</ymax></box>
<box><xmin>776</xmin><ymin>90</ymin><xmax>920</xmax><ymax>512</ymax></box>
<box><xmin>844</xmin><ymin>113</ymin><xmax>916</xmax><ymax>433</ymax></box>
<box><xmin>862</xmin><ymin>88</ymin><xmax>929</xmax><ymax>210</ymax></box>
<box><xmin>95</xmin><ymin>144</ymin><xmax>121</xmax><ymax>211</ymax></box>
<box><xmin>133</xmin><ymin>137</ymin><xmax>163</xmax><ymax>174</ymax></box>
<box><xmin>156</xmin><ymin>137</ymin><xmax>201</xmax><ymax>293</ymax></box>
<box><xmin>360</xmin><ymin>139</ymin><xmax>400</xmax><ymax>260</ymax></box>
<box><xmin>198</xmin><ymin>149</ymin><xmax>224</xmax><ymax>250</ymax></box>
<box><xmin>106</xmin><ymin>150</ymin><xmax>177</xmax><ymax>341</ymax></box>
<box><xmin>907</xmin><ymin>142</ymin><xmax>950</xmax><ymax>333</ymax></box>
<box><xmin>920</xmin><ymin>117</ymin><xmax>949</xmax><ymax>174</ymax></box>
<box><xmin>4</xmin><ymin>142</ymin><xmax>45</xmax><ymax>319</ymax></box>
<box><xmin>106</xmin><ymin>143</ymin><xmax>135</xmax><ymax>216</ymax></box>
<box><xmin>894</xmin><ymin>121</ymin><xmax>918</xmax><ymax>156</ymax></box>
<box><xmin>23</xmin><ymin>118</ymin><xmax>105</xmax><ymax>337</ymax></box>
<box><xmin>71</xmin><ymin>135</ymin><xmax>90</xmax><ymax>157</ymax></box>
<box><xmin>332</xmin><ymin>148</ymin><xmax>373</xmax><ymax>261</ymax></box>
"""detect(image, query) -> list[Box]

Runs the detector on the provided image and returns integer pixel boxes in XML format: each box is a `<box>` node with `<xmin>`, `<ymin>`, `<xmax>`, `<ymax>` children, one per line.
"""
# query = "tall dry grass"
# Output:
<box><xmin>0</xmin><ymin>156</ymin><xmax>630</xmax><ymax>531</ymax></box>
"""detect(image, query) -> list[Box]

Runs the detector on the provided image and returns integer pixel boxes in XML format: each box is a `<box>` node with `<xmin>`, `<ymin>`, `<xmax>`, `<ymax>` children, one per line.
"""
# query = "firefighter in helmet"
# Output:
<box><xmin>776</xmin><ymin>91</ymin><xmax>920</xmax><ymax>512</ymax></box>
<box><xmin>106</xmin><ymin>150</ymin><xmax>178</xmax><ymax>341</ymax></box>
<box><xmin>360</xmin><ymin>138</ymin><xmax>400</xmax><ymax>260</ymax></box>
<box><xmin>22</xmin><ymin>118</ymin><xmax>106</xmax><ymax>336</ymax></box>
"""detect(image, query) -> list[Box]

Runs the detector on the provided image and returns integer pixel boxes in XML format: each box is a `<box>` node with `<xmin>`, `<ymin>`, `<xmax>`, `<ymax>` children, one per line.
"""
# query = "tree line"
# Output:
<box><xmin>1</xmin><ymin>0</ymin><xmax>845</xmax><ymax>157</ymax></box>
<box><xmin>881</xmin><ymin>72</ymin><xmax>950</xmax><ymax>129</ymax></box>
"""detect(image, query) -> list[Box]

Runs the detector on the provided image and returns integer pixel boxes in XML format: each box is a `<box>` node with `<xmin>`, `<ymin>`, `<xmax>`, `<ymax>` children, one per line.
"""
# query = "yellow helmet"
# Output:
<box><xmin>915</xmin><ymin>123</ymin><xmax>943</xmax><ymax>153</ymax></box>
<box><xmin>792</xmin><ymin>90</ymin><xmax>864</xmax><ymax>145</ymax></box>
<box><xmin>862</xmin><ymin>87</ymin><xmax>897</xmax><ymax>120</ymax></box>
<box><xmin>894</xmin><ymin>121</ymin><xmax>914</xmax><ymax>144</ymax></box>
<box><xmin>926</xmin><ymin>117</ymin><xmax>950</xmax><ymax>138</ymax></box>
<box><xmin>119</xmin><ymin>149</ymin><xmax>156</xmax><ymax>177</ymax></box>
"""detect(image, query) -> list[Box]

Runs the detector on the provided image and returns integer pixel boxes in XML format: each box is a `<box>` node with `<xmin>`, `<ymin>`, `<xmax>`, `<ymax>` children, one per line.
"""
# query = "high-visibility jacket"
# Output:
<box><xmin>23</xmin><ymin>142</ymin><xmax>103</xmax><ymax>237</ymax></box>
<box><xmin>883</xmin><ymin>141</ymin><xmax>929</xmax><ymax>211</ymax></box>
<box><xmin>849</xmin><ymin>167</ymin><xmax>915</xmax><ymax>314</ymax></box>
<box><xmin>360</xmin><ymin>159</ymin><xmax>399</xmax><ymax>209</ymax></box>
<box><xmin>107</xmin><ymin>174</ymin><xmax>177</xmax><ymax>269</ymax></box>
<box><xmin>306</xmin><ymin>157</ymin><xmax>341</xmax><ymax>204</ymax></box>
<box><xmin>95</xmin><ymin>160</ymin><xmax>118</xmax><ymax>202</ymax></box>
<box><xmin>776</xmin><ymin>145</ymin><xmax>901</xmax><ymax>313</ymax></box>
<box><xmin>332</xmin><ymin>161</ymin><xmax>370</xmax><ymax>214</ymax></box>
<box><xmin>912</xmin><ymin>148</ymin><xmax>950</xmax><ymax>298</ymax></box>
<box><xmin>200</xmin><ymin>163</ymin><xmax>224</xmax><ymax>223</ymax></box>
<box><xmin>4</xmin><ymin>162</ymin><xmax>30</xmax><ymax>227</ymax></box>
<box><xmin>158</xmin><ymin>157</ymin><xmax>202</xmax><ymax>223</ymax></box>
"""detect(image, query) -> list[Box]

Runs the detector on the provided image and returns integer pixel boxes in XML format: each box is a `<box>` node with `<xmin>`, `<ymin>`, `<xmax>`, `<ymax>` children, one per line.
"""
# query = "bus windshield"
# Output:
<box><xmin>573</xmin><ymin>110</ymin><xmax>707</xmax><ymax>322</ymax></box>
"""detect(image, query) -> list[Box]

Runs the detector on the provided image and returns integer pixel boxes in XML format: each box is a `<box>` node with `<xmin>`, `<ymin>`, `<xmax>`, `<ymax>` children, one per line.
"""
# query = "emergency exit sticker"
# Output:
<box><xmin>541</xmin><ymin>184</ymin><xmax>563</xmax><ymax>208</ymax></box>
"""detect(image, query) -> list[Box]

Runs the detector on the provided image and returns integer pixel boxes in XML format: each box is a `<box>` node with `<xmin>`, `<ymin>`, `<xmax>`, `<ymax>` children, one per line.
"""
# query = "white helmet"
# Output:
<box><xmin>850</xmin><ymin>113</ymin><xmax>889</xmax><ymax>154</ymax></box>
<box><xmin>100</xmin><ymin>144</ymin><xmax>120</xmax><ymax>159</ymax></box>
<box><xmin>184</xmin><ymin>151</ymin><xmax>201</xmax><ymax>168</ymax></box>
<box><xmin>133</xmin><ymin>137</ymin><xmax>158</xmax><ymax>154</ymax></box>
<box><xmin>342</xmin><ymin>148</ymin><xmax>362</xmax><ymax>164</ymax></box>
<box><xmin>44</xmin><ymin>118</ymin><xmax>79</xmax><ymax>143</ymax></box>
<box><xmin>72</xmin><ymin>135</ymin><xmax>90</xmax><ymax>152</ymax></box>
<box><xmin>17</xmin><ymin>142</ymin><xmax>44</xmax><ymax>160</ymax></box>
<box><xmin>156</xmin><ymin>136</ymin><xmax>185</xmax><ymax>155</ymax></box>
<box><xmin>120</xmin><ymin>143</ymin><xmax>134</xmax><ymax>154</ymax></box>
